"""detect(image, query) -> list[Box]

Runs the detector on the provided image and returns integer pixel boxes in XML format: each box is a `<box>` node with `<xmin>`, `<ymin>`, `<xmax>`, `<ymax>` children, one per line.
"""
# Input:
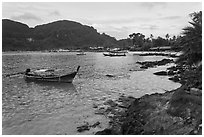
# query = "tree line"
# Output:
<box><xmin>128</xmin><ymin>32</ymin><xmax>182</xmax><ymax>51</ymax></box>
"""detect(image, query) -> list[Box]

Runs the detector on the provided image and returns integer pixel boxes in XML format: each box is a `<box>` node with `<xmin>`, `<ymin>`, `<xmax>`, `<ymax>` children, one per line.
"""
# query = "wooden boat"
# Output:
<box><xmin>103</xmin><ymin>51</ymin><xmax>126</xmax><ymax>57</ymax></box>
<box><xmin>24</xmin><ymin>66</ymin><xmax>80</xmax><ymax>83</ymax></box>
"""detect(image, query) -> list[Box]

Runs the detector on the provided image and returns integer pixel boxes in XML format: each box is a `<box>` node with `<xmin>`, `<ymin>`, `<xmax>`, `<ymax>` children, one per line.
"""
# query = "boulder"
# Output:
<box><xmin>167</xmin><ymin>70</ymin><xmax>175</xmax><ymax>75</ymax></box>
<box><xmin>106</xmin><ymin>74</ymin><xmax>115</xmax><ymax>77</ymax></box>
<box><xmin>137</xmin><ymin>59</ymin><xmax>174</xmax><ymax>69</ymax></box>
<box><xmin>77</xmin><ymin>122</ymin><xmax>90</xmax><ymax>132</ymax></box>
<box><xmin>169</xmin><ymin>76</ymin><xmax>180</xmax><ymax>82</ymax></box>
<box><xmin>154</xmin><ymin>71</ymin><xmax>168</xmax><ymax>76</ymax></box>
<box><xmin>95</xmin><ymin>129</ymin><xmax>113</xmax><ymax>135</ymax></box>
<box><xmin>91</xmin><ymin>121</ymin><xmax>100</xmax><ymax>128</ymax></box>
<box><xmin>140</xmin><ymin>65</ymin><xmax>148</xmax><ymax>69</ymax></box>
<box><xmin>104</xmin><ymin>99</ymin><xmax>118</xmax><ymax>107</ymax></box>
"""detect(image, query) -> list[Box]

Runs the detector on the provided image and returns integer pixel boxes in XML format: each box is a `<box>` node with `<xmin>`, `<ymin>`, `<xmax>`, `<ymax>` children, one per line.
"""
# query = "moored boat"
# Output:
<box><xmin>24</xmin><ymin>66</ymin><xmax>80</xmax><ymax>83</ymax></box>
<box><xmin>103</xmin><ymin>51</ymin><xmax>126</xmax><ymax>57</ymax></box>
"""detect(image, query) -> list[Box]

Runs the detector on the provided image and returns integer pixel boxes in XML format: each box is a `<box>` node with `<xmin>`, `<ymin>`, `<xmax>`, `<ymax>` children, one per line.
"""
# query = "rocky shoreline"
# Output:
<box><xmin>137</xmin><ymin>52</ymin><xmax>180</xmax><ymax>58</ymax></box>
<box><xmin>136</xmin><ymin>58</ymin><xmax>174</xmax><ymax>69</ymax></box>
<box><xmin>93</xmin><ymin>57</ymin><xmax>202</xmax><ymax>135</ymax></box>
<box><xmin>94</xmin><ymin>86</ymin><xmax>201</xmax><ymax>135</ymax></box>
<box><xmin>75</xmin><ymin>55</ymin><xmax>202</xmax><ymax>135</ymax></box>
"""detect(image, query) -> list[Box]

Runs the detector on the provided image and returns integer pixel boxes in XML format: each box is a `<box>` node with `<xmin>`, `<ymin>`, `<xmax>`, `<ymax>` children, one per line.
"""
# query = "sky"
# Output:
<box><xmin>2</xmin><ymin>1</ymin><xmax>202</xmax><ymax>40</ymax></box>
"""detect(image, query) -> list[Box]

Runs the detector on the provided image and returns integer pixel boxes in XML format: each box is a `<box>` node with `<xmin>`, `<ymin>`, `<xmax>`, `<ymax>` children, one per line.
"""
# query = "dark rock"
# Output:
<box><xmin>157</xmin><ymin>59</ymin><xmax>173</xmax><ymax>66</ymax></box>
<box><xmin>106</xmin><ymin>74</ymin><xmax>115</xmax><ymax>77</ymax></box>
<box><xmin>77</xmin><ymin>123</ymin><xmax>90</xmax><ymax>132</ymax></box>
<box><xmin>167</xmin><ymin>65</ymin><xmax>184</xmax><ymax>75</ymax></box>
<box><xmin>137</xmin><ymin>59</ymin><xmax>174</xmax><ymax>69</ymax></box>
<box><xmin>77</xmin><ymin>121</ymin><xmax>101</xmax><ymax>132</ymax></box>
<box><xmin>118</xmin><ymin>104</ymin><xmax>128</xmax><ymax>108</ymax></box>
<box><xmin>140</xmin><ymin>65</ymin><xmax>148</xmax><ymax>69</ymax></box>
<box><xmin>169</xmin><ymin>76</ymin><xmax>180</xmax><ymax>82</ymax></box>
<box><xmin>167</xmin><ymin>70</ymin><xmax>175</xmax><ymax>75</ymax></box>
<box><xmin>104</xmin><ymin>99</ymin><xmax>118</xmax><ymax>107</ymax></box>
<box><xmin>136</xmin><ymin>61</ymin><xmax>143</xmax><ymax>65</ymax></box>
<box><xmin>105</xmin><ymin>106</ymin><xmax>114</xmax><ymax>113</ymax></box>
<box><xmin>127</xmin><ymin>96</ymin><xmax>136</xmax><ymax>100</ymax></box>
<box><xmin>167</xmin><ymin>66</ymin><xmax>179</xmax><ymax>71</ymax></box>
<box><xmin>91</xmin><ymin>121</ymin><xmax>100</xmax><ymax>128</ymax></box>
<box><xmin>138</xmin><ymin>52</ymin><xmax>179</xmax><ymax>57</ymax></box>
<box><xmin>95</xmin><ymin>128</ymin><xmax>113</xmax><ymax>135</ymax></box>
<box><xmin>93</xmin><ymin>103</ymin><xmax>98</xmax><ymax>108</ymax></box>
<box><xmin>154</xmin><ymin>71</ymin><xmax>168</xmax><ymax>76</ymax></box>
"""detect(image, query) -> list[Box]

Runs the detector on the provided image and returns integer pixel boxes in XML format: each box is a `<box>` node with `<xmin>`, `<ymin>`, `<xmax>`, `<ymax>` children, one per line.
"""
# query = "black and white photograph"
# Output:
<box><xmin>2</xmin><ymin>0</ymin><xmax>202</xmax><ymax>135</ymax></box>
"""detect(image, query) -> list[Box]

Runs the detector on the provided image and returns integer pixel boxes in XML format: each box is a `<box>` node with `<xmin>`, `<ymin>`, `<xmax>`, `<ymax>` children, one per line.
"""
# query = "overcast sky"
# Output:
<box><xmin>2</xmin><ymin>2</ymin><xmax>202</xmax><ymax>40</ymax></box>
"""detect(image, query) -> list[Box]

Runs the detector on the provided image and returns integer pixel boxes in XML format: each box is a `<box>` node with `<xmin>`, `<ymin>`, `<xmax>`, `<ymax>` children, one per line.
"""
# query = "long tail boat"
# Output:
<box><xmin>103</xmin><ymin>51</ymin><xmax>126</xmax><ymax>57</ymax></box>
<box><xmin>24</xmin><ymin>66</ymin><xmax>80</xmax><ymax>83</ymax></box>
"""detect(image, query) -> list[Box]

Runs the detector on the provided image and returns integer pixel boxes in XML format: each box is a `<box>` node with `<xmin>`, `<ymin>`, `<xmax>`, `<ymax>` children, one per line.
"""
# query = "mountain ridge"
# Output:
<box><xmin>2</xmin><ymin>19</ymin><xmax>120</xmax><ymax>51</ymax></box>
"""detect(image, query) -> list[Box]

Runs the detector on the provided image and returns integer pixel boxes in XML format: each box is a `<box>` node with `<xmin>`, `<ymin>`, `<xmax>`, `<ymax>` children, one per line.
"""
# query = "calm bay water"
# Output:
<box><xmin>2</xmin><ymin>52</ymin><xmax>181</xmax><ymax>135</ymax></box>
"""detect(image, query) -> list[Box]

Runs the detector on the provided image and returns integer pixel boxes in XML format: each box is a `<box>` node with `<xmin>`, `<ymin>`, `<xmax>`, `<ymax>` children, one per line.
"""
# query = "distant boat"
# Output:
<box><xmin>49</xmin><ymin>49</ymin><xmax>70</xmax><ymax>52</ymax></box>
<box><xmin>76</xmin><ymin>51</ymin><xmax>86</xmax><ymax>55</ymax></box>
<box><xmin>24</xmin><ymin>66</ymin><xmax>80</xmax><ymax>83</ymax></box>
<box><xmin>103</xmin><ymin>51</ymin><xmax>126</xmax><ymax>57</ymax></box>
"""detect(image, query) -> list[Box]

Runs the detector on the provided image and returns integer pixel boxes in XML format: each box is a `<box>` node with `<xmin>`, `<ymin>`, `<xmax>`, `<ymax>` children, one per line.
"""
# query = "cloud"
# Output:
<box><xmin>11</xmin><ymin>12</ymin><xmax>42</xmax><ymax>21</ymax></box>
<box><xmin>85</xmin><ymin>16</ymin><xmax>153</xmax><ymax>27</ymax></box>
<box><xmin>159</xmin><ymin>16</ymin><xmax>183</xmax><ymax>20</ymax></box>
<box><xmin>135</xmin><ymin>24</ymin><xmax>159</xmax><ymax>30</ymax></box>
<box><xmin>149</xmin><ymin>25</ymin><xmax>159</xmax><ymax>30</ymax></box>
<box><xmin>91</xmin><ymin>23</ymin><xmax>131</xmax><ymax>39</ymax></box>
<box><xmin>86</xmin><ymin>17</ymin><xmax>134</xmax><ymax>25</ymax></box>
<box><xmin>140</xmin><ymin>2</ymin><xmax>167</xmax><ymax>10</ymax></box>
<box><xmin>49</xmin><ymin>10</ymin><xmax>60</xmax><ymax>16</ymax></box>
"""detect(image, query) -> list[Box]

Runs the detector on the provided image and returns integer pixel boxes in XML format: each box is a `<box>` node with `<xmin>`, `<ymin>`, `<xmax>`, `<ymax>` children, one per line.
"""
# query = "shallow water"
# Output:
<box><xmin>2</xmin><ymin>51</ymin><xmax>181</xmax><ymax>135</ymax></box>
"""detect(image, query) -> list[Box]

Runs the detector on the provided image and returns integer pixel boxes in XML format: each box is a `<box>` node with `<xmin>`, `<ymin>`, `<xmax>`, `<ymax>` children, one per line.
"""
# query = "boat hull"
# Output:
<box><xmin>77</xmin><ymin>53</ymin><xmax>86</xmax><ymax>55</ymax></box>
<box><xmin>103</xmin><ymin>53</ymin><xmax>126</xmax><ymax>57</ymax></box>
<box><xmin>24</xmin><ymin>72</ymin><xmax>78</xmax><ymax>83</ymax></box>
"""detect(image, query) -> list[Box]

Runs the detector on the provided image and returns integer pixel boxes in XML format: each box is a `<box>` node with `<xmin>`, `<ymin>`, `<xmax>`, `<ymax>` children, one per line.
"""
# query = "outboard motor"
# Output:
<box><xmin>25</xmin><ymin>68</ymin><xmax>31</xmax><ymax>75</ymax></box>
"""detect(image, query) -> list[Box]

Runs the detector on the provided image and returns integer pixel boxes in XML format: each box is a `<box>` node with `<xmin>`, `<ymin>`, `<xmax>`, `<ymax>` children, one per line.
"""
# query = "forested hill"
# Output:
<box><xmin>2</xmin><ymin>19</ymin><xmax>117</xmax><ymax>51</ymax></box>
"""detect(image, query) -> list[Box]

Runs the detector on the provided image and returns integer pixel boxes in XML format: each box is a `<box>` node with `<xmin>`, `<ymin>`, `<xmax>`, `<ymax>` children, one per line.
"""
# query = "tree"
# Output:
<box><xmin>177</xmin><ymin>11</ymin><xmax>202</xmax><ymax>65</ymax></box>
<box><xmin>150</xmin><ymin>34</ymin><xmax>154</xmax><ymax>41</ymax></box>
<box><xmin>129</xmin><ymin>33</ymin><xmax>145</xmax><ymax>47</ymax></box>
<box><xmin>153</xmin><ymin>36</ymin><xmax>168</xmax><ymax>47</ymax></box>
<box><xmin>172</xmin><ymin>35</ymin><xmax>176</xmax><ymax>41</ymax></box>
<box><xmin>165</xmin><ymin>33</ymin><xmax>170</xmax><ymax>40</ymax></box>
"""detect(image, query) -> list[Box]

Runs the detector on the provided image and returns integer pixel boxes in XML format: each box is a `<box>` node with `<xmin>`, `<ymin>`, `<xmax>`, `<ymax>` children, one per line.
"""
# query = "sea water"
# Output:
<box><xmin>2</xmin><ymin>51</ymin><xmax>181</xmax><ymax>135</ymax></box>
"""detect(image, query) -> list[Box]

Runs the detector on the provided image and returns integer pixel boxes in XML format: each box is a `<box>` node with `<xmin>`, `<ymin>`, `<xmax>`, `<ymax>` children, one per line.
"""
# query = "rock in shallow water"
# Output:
<box><xmin>77</xmin><ymin>122</ymin><xmax>89</xmax><ymax>132</ymax></box>
<box><xmin>77</xmin><ymin>121</ymin><xmax>101</xmax><ymax>132</ymax></box>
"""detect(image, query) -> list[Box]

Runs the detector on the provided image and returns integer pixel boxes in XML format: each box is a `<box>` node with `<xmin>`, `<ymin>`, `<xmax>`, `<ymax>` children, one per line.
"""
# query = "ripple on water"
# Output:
<box><xmin>2</xmin><ymin>52</ymin><xmax>181</xmax><ymax>135</ymax></box>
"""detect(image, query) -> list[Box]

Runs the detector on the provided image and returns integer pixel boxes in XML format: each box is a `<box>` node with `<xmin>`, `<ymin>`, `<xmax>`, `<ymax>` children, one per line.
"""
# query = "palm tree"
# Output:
<box><xmin>150</xmin><ymin>34</ymin><xmax>154</xmax><ymax>41</ymax></box>
<box><xmin>177</xmin><ymin>11</ymin><xmax>202</xmax><ymax>66</ymax></box>
<box><xmin>165</xmin><ymin>33</ymin><xmax>170</xmax><ymax>40</ymax></box>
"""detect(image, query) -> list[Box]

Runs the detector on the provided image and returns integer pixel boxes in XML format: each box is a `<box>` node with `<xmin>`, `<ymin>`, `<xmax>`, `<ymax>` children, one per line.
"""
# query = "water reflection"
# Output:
<box><xmin>25</xmin><ymin>80</ymin><xmax>77</xmax><ymax>93</ymax></box>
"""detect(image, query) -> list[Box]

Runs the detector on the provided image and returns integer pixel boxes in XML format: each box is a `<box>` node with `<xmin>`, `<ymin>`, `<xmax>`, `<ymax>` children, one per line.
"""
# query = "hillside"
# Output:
<box><xmin>2</xmin><ymin>19</ymin><xmax>31</xmax><ymax>51</ymax></box>
<box><xmin>2</xmin><ymin>19</ymin><xmax>117</xmax><ymax>51</ymax></box>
